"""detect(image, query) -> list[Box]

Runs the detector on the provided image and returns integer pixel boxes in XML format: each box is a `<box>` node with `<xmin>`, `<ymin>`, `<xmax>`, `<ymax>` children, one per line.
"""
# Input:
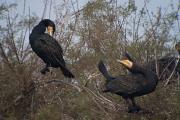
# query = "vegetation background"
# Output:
<box><xmin>0</xmin><ymin>0</ymin><xmax>180</xmax><ymax>119</ymax></box>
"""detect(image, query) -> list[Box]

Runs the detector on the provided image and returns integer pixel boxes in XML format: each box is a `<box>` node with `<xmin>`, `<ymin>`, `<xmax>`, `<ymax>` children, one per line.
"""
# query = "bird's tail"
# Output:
<box><xmin>60</xmin><ymin>66</ymin><xmax>75</xmax><ymax>78</ymax></box>
<box><xmin>98</xmin><ymin>60</ymin><xmax>113</xmax><ymax>81</ymax></box>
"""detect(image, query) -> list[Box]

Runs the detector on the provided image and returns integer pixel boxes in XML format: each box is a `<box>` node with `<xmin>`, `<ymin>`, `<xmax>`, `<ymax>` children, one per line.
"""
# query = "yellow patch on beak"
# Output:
<box><xmin>47</xmin><ymin>26</ymin><xmax>53</xmax><ymax>36</ymax></box>
<box><xmin>117</xmin><ymin>59</ymin><xmax>133</xmax><ymax>69</ymax></box>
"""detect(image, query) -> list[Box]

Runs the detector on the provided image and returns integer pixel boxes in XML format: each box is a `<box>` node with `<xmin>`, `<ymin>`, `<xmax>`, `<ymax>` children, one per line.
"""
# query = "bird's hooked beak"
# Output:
<box><xmin>47</xmin><ymin>26</ymin><xmax>54</xmax><ymax>36</ymax></box>
<box><xmin>117</xmin><ymin>59</ymin><xmax>133</xmax><ymax>69</ymax></box>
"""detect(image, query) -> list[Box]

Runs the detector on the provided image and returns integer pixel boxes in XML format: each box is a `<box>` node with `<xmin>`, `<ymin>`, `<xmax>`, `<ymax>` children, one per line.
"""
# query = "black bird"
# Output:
<box><xmin>145</xmin><ymin>55</ymin><xmax>179</xmax><ymax>80</ymax></box>
<box><xmin>29</xmin><ymin>19</ymin><xmax>74</xmax><ymax>78</ymax></box>
<box><xmin>98</xmin><ymin>59</ymin><xmax>158</xmax><ymax>113</ymax></box>
<box><xmin>124</xmin><ymin>52</ymin><xmax>180</xmax><ymax>81</ymax></box>
<box><xmin>143</xmin><ymin>50</ymin><xmax>180</xmax><ymax>81</ymax></box>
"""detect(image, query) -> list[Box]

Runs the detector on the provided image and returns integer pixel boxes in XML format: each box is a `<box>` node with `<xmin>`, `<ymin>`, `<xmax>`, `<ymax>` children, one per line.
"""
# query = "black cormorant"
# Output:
<box><xmin>124</xmin><ymin>52</ymin><xmax>180</xmax><ymax>81</ymax></box>
<box><xmin>98</xmin><ymin>58</ymin><xmax>158</xmax><ymax>113</ymax></box>
<box><xmin>144</xmin><ymin>49</ymin><xmax>180</xmax><ymax>81</ymax></box>
<box><xmin>29</xmin><ymin>19</ymin><xmax>74</xmax><ymax>78</ymax></box>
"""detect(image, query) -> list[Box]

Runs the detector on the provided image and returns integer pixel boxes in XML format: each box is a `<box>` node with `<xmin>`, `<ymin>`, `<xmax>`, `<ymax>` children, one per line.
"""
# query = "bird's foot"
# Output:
<box><xmin>40</xmin><ymin>67</ymin><xmax>50</xmax><ymax>74</ymax></box>
<box><xmin>128</xmin><ymin>105</ymin><xmax>141</xmax><ymax>113</ymax></box>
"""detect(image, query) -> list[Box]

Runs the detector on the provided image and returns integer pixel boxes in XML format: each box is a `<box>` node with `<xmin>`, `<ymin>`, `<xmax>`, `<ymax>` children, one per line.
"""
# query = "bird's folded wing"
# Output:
<box><xmin>107</xmin><ymin>74</ymin><xmax>146</xmax><ymax>94</ymax></box>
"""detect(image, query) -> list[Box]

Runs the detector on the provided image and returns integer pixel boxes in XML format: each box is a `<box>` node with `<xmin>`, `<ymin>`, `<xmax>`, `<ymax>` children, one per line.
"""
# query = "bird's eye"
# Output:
<box><xmin>47</xmin><ymin>26</ymin><xmax>54</xmax><ymax>36</ymax></box>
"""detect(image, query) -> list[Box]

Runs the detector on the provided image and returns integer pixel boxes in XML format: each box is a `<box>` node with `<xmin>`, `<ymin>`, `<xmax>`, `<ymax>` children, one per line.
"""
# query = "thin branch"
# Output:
<box><xmin>7</xmin><ymin>11</ymin><xmax>20</xmax><ymax>62</ymax></box>
<box><xmin>49</xmin><ymin>0</ymin><xmax>52</xmax><ymax>19</ymax></box>
<box><xmin>41</xmin><ymin>0</ymin><xmax>48</xmax><ymax>20</ymax></box>
<box><xmin>46</xmin><ymin>79</ymin><xmax>82</xmax><ymax>92</ymax></box>
<box><xmin>164</xmin><ymin>58</ymin><xmax>179</xmax><ymax>86</ymax></box>
<box><xmin>0</xmin><ymin>43</ymin><xmax>15</xmax><ymax>72</ymax></box>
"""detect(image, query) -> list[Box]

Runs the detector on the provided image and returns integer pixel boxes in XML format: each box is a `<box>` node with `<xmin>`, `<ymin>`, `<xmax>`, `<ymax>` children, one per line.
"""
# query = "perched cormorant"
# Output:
<box><xmin>29</xmin><ymin>19</ymin><xmax>74</xmax><ymax>78</ymax></box>
<box><xmin>98</xmin><ymin>59</ymin><xmax>158</xmax><ymax>113</ymax></box>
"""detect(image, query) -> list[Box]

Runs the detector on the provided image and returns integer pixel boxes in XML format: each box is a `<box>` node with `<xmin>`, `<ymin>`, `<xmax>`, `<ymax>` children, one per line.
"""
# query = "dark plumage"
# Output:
<box><xmin>98</xmin><ymin>59</ymin><xmax>158</xmax><ymax>113</ymax></box>
<box><xmin>29</xmin><ymin>19</ymin><xmax>74</xmax><ymax>78</ymax></box>
<box><xmin>145</xmin><ymin>56</ymin><xmax>179</xmax><ymax>80</ymax></box>
<box><xmin>124</xmin><ymin>52</ymin><xmax>180</xmax><ymax>81</ymax></box>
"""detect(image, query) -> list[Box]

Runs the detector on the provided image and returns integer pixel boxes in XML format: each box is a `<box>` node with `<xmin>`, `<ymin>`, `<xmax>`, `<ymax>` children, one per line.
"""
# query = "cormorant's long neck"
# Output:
<box><xmin>31</xmin><ymin>23</ymin><xmax>46</xmax><ymax>35</ymax></box>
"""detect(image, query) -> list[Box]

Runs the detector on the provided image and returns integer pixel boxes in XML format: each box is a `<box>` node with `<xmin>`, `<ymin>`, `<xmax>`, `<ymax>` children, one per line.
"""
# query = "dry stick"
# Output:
<box><xmin>19</xmin><ymin>27</ymin><xmax>28</xmax><ymax>61</ymax></box>
<box><xmin>94</xmin><ymin>83</ymin><xmax>123</xmax><ymax>110</ymax></box>
<box><xmin>0</xmin><ymin>43</ymin><xmax>15</xmax><ymax>72</ymax></box>
<box><xmin>22</xmin><ymin>6</ymin><xmax>32</xmax><ymax>61</ymax></box>
<box><xmin>49</xmin><ymin>0</ymin><xmax>52</xmax><ymax>19</ymax></box>
<box><xmin>19</xmin><ymin>0</ymin><xmax>27</xmax><ymax>60</ymax></box>
<box><xmin>177</xmin><ymin>6</ymin><xmax>180</xmax><ymax>32</ymax></box>
<box><xmin>75</xmin><ymin>0</ymin><xmax>79</xmax><ymax>10</ymax></box>
<box><xmin>56</xmin><ymin>0</ymin><xmax>85</xmax><ymax>42</ymax></box>
<box><xmin>144</xmin><ymin>0</ymin><xmax>161</xmax><ymax>77</ymax></box>
<box><xmin>83</xmin><ymin>86</ymin><xmax>123</xmax><ymax>112</ymax></box>
<box><xmin>164</xmin><ymin>58</ymin><xmax>180</xmax><ymax>86</ymax></box>
<box><xmin>28</xmin><ymin>6</ymin><xmax>31</xmax><ymax>35</ymax></box>
<box><xmin>135</xmin><ymin>2</ymin><xmax>147</xmax><ymax>42</ymax></box>
<box><xmin>112</xmin><ymin>5</ymin><xmax>127</xmax><ymax>51</ymax></box>
<box><xmin>132</xmin><ymin>10</ymin><xmax>136</xmax><ymax>42</ymax></box>
<box><xmin>7</xmin><ymin>12</ymin><xmax>20</xmax><ymax>62</ymax></box>
<box><xmin>159</xmin><ymin>57</ymin><xmax>176</xmax><ymax>79</ymax></box>
<box><xmin>63</xmin><ymin>0</ymin><xmax>79</xmax><ymax>54</ymax></box>
<box><xmin>41</xmin><ymin>0</ymin><xmax>48</xmax><ymax>20</ymax></box>
<box><xmin>45</xmin><ymin>79</ymin><xmax>123</xmax><ymax>111</ymax></box>
<box><xmin>20</xmin><ymin>0</ymin><xmax>27</xmax><ymax>60</ymax></box>
<box><xmin>84</xmin><ymin>83</ymin><xmax>118</xmax><ymax>105</ymax></box>
<box><xmin>91</xmin><ymin>98</ymin><xmax>111</xmax><ymax>119</ymax></box>
<box><xmin>155</xmin><ymin>49</ymin><xmax>159</xmax><ymax>77</ymax></box>
<box><xmin>23</xmin><ymin>0</ymin><xmax>26</xmax><ymax>15</ymax></box>
<box><xmin>84</xmin><ymin>72</ymin><xmax>100</xmax><ymax>86</ymax></box>
<box><xmin>46</xmin><ymin>79</ymin><xmax>82</xmax><ymax>92</ymax></box>
<box><xmin>22</xmin><ymin>6</ymin><xmax>31</xmax><ymax>62</ymax></box>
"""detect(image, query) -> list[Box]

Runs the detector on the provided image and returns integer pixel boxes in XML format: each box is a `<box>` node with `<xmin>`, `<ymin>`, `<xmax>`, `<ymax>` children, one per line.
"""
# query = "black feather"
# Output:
<box><xmin>29</xmin><ymin>19</ymin><xmax>74</xmax><ymax>78</ymax></box>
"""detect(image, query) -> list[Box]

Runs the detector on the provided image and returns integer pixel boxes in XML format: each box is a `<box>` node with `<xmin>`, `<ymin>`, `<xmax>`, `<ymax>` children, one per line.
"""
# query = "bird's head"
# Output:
<box><xmin>40</xmin><ymin>19</ymin><xmax>55</xmax><ymax>36</ymax></box>
<box><xmin>117</xmin><ymin>52</ymin><xmax>134</xmax><ymax>69</ymax></box>
<box><xmin>117</xmin><ymin>59</ymin><xmax>133</xmax><ymax>69</ymax></box>
<box><xmin>117</xmin><ymin>54</ymin><xmax>143</xmax><ymax>74</ymax></box>
<box><xmin>175</xmin><ymin>42</ymin><xmax>180</xmax><ymax>52</ymax></box>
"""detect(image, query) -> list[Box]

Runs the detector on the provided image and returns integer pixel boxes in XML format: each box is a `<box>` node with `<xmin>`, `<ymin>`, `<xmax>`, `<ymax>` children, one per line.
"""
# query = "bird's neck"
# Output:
<box><xmin>31</xmin><ymin>24</ymin><xmax>46</xmax><ymax>35</ymax></box>
<box><xmin>129</xmin><ymin>64</ymin><xmax>144</xmax><ymax>74</ymax></box>
<box><xmin>131</xmin><ymin>64</ymin><xmax>157</xmax><ymax>82</ymax></box>
<box><xmin>139</xmin><ymin>67</ymin><xmax>158</xmax><ymax>84</ymax></box>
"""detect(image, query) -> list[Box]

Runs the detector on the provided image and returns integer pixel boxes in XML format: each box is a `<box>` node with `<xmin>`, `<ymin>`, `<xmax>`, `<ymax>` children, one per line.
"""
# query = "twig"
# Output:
<box><xmin>159</xmin><ymin>57</ymin><xmax>176</xmax><ymax>80</ymax></box>
<box><xmin>7</xmin><ymin>11</ymin><xmax>20</xmax><ymax>62</ymax></box>
<box><xmin>49</xmin><ymin>0</ymin><xmax>52</xmax><ymax>19</ymax></box>
<box><xmin>164</xmin><ymin>58</ymin><xmax>180</xmax><ymax>86</ymax></box>
<box><xmin>0</xmin><ymin>43</ymin><xmax>15</xmax><ymax>72</ymax></box>
<box><xmin>41</xmin><ymin>0</ymin><xmax>48</xmax><ymax>20</ymax></box>
<box><xmin>46</xmin><ymin>79</ymin><xmax>82</xmax><ymax>92</ymax></box>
